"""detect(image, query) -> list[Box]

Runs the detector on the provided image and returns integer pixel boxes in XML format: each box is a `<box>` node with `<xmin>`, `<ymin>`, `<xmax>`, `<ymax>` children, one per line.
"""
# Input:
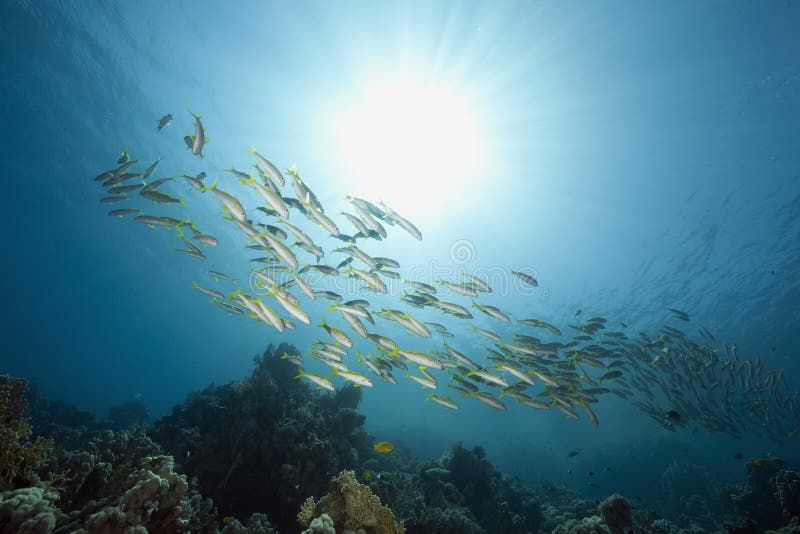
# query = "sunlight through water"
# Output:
<box><xmin>332</xmin><ymin>76</ymin><xmax>486</xmax><ymax>219</ymax></box>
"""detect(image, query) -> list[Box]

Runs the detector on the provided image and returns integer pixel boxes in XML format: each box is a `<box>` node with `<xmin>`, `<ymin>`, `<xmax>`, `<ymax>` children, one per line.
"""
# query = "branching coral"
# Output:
<box><xmin>298</xmin><ymin>496</ymin><xmax>317</xmax><ymax>527</ymax></box>
<box><xmin>300</xmin><ymin>470</ymin><xmax>405</xmax><ymax>534</ymax></box>
<box><xmin>0</xmin><ymin>375</ymin><xmax>53</xmax><ymax>490</ymax></box>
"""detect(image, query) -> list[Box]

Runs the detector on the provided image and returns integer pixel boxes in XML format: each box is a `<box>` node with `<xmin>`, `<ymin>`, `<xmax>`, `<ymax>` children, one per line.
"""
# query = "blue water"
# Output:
<box><xmin>2</xmin><ymin>0</ymin><xmax>799</xmax><ymax>505</ymax></box>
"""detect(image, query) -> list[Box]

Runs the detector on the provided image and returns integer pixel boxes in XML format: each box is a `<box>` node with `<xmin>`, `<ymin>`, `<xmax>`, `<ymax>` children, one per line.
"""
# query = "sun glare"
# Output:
<box><xmin>334</xmin><ymin>78</ymin><xmax>485</xmax><ymax>219</ymax></box>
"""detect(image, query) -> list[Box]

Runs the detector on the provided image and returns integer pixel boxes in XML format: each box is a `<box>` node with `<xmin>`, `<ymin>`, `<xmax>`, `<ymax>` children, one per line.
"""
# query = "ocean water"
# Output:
<box><xmin>1</xmin><ymin>0</ymin><xmax>799</xmax><ymax>523</ymax></box>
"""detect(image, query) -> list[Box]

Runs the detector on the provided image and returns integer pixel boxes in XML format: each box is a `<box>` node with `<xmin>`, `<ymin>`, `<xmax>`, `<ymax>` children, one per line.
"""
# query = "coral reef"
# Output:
<box><xmin>75</xmin><ymin>455</ymin><xmax>189</xmax><ymax>532</ymax></box>
<box><xmin>299</xmin><ymin>469</ymin><xmax>405</xmax><ymax>534</ymax></box>
<box><xmin>0</xmin><ymin>375</ymin><xmax>53</xmax><ymax>491</ymax></box>
<box><xmin>0</xmin><ymin>486</ymin><xmax>59</xmax><ymax>532</ymax></box>
<box><xmin>301</xmin><ymin>512</ymin><xmax>336</xmax><ymax>534</ymax></box>
<box><xmin>551</xmin><ymin>514</ymin><xmax>610</xmax><ymax>534</ymax></box>
<box><xmin>41</xmin><ymin>430</ymin><xmax>225</xmax><ymax>533</ymax></box>
<box><xmin>660</xmin><ymin>461</ymin><xmax>726</xmax><ymax>521</ymax></box>
<box><xmin>25</xmin><ymin>384</ymin><xmax>104</xmax><ymax>452</ymax></box>
<box><xmin>773</xmin><ymin>470</ymin><xmax>800</xmax><ymax>520</ymax></box>
<box><xmin>723</xmin><ymin>456</ymin><xmax>800</xmax><ymax>533</ymax></box>
<box><xmin>535</xmin><ymin>482</ymin><xmax>596</xmax><ymax>531</ymax></box>
<box><xmin>10</xmin><ymin>346</ymin><xmax>782</xmax><ymax>534</ymax></box>
<box><xmin>549</xmin><ymin>494</ymin><xmax>636</xmax><ymax>534</ymax></box>
<box><xmin>366</xmin><ymin>442</ymin><xmax>546</xmax><ymax>534</ymax></box>
<box><xmin>219</xmin><ymin>513</ymin><xmax>279</xmax><ymax>534</ymax></box>
<box><xmin>598</xmin><ymin>494</ymin><xmax>632</xmax><ymax>534</ymax></box>
<box><xmin>150</xmin><ymin>343</ymin><xmax>370</xmax><ymax>532</ymax></box>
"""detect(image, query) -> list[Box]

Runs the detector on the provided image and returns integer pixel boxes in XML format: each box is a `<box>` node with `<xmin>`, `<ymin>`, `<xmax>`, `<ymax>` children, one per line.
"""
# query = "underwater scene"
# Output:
<box><xmin>1</xmin><ymin>1</ymin><xmax>799</xmax><ymax>533</ymax></box>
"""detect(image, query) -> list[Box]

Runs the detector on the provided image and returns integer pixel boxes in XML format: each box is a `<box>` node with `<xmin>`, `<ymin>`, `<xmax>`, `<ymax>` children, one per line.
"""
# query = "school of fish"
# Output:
<box><xmin>92</xmin><ymin>111</ymin><xmax>800</xmax><ymax>444</ymax></box>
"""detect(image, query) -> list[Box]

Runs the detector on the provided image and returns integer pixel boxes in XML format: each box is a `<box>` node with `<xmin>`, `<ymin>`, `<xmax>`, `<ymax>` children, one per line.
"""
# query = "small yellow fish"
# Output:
<box><xmin>222</xmin><ymin>516</ymin><xmax>233</xmax><ymax>524</ymax></box>
<box><xmin>373</xmin><ymin>441</ymin><xmax>395</xmax><ymax>454</ymax></box>
<box><xmin>363</xmin><ymin>470</ymin><xmax>372</xmax><ymax>482</ymax></box>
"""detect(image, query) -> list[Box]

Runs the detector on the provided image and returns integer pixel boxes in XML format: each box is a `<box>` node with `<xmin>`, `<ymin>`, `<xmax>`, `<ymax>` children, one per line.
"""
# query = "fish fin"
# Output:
<box><xmin>188</xmin><ymin>109</ymin><xmax>201</xmax><ymax>119</ymax></box>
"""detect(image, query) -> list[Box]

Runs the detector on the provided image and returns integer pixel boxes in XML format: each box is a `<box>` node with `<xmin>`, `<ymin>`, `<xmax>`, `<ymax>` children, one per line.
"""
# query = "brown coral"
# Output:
<box><xmin>0</xmin><ymin>375</ymin><xmax>53</xmax><ymax>490</ymax></box>
<box><xmin>300</xmin><ymin>469</ymin><xmax>405</xmax><ymax>534</ymax></box>
<box><xmin>298</xmin><ymin>496</ymin><xmax>316</xmax><ymax>527</ymax></box>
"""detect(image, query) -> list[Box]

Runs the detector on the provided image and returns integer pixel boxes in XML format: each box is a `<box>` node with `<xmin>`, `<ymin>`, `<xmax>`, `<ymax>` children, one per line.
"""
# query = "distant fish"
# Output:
<box><xmin>426</xmin><ymin>394</ymin><xmax>459</xmax><ymax>410</ymax></box>
<box><xmin>575</xmin><ymin>309</ymin><xmax>582</xmax><ymax>317</ymax></box>
<box><xmin>134</xmin><ymin>215</ymin><xmax>188</xmax><ymax>229</ymax></box>
<box><xmin>214</xmin><ymin>301</ymin><xmax>244</xmax><ymax>315</ymax></box>
<box><xmin>191</xmin><ymin>281</ymin><xmax>223</xmax><ymax>300</ymax></box>
<box><xmin>511</xmin><ymin>270</ymin><xmax>538</xmax><ymax>287</ymax></box>
<box><xmin>156</xmin><ymin>114</ymin><xmax>173</xmax><ymax>131</ymax></box>
<box><xmin>107</xmin><ymin>208</ymin><xmax>141</xmax><ymax>218</ymax></box>
<box><xmin>192</xmin><ymin>233</ymin><xmax>218</xmax><ymax>247</ymax></box>
<box><xmin>108</xmin><ymin>184</ymin><xmax>142</xmax><ymax>195</ymax></box>
<box><xmin>140</xmin><ymin>156</ymin><xmax>164</xmax><ymax>181</ymax></box>
<box><xmin>117</xmin><ymin>150</ymin><xmax>130</xmax><ymax>165</ymax></box>
<box><xmin>336</xmin><ymin>257</ymin><xmax>354</xmax><ymax>270</ymax></box>
<box><xmin>281</xmin><ymin>352</ymin><xmax>303</xmax><ymax>366</ymax></box>
<box><xmin>187</xmin><ymin>110</ymin><xmax>209</xmax><ymax>158</ymax></box>
<box><xmin>334</xmin><ymin>370</ymin><xmax>373</xmax><ymax>387</ymax></box>
<box><xmin>567</xmin><ymin>449</ymin><xmax>582</xmax><ymax>458</ymax></box>
<box><xmin>373</xmin><ymin>441</ymin><xmax>395</xmax><ymax>454</ymax></box>
<box><xmin>380</xmin><ymin>202</ymin><xmax>422</xmax><ymax>241</ymax></box>
<box><xmin>664</xmin><ymin>410</ymin><xmax>681</xmax><ymax>428</ymax></box>
<box><xmin>667</xmin><ymin>307</ymin><xmax>690</xmax><ymax>322</ymax></box>
<box><xmin>247</xmin><ymin>148</ymin><xmax>285</xmax><ymax>187</ymax></box>
<box><xmin>295</xmin><ymin>369</ymin><xmax>334</xmax><ymax>391</ymax></box>
<box><xmin>699</xmin><ymin>326</ymin><xmax>715</xmax><ymax>342</ymax></box>
<box><xmin>207</xmin><ymin>270</ymin><xmax>235</xmax><ymax>282</ymax></box>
